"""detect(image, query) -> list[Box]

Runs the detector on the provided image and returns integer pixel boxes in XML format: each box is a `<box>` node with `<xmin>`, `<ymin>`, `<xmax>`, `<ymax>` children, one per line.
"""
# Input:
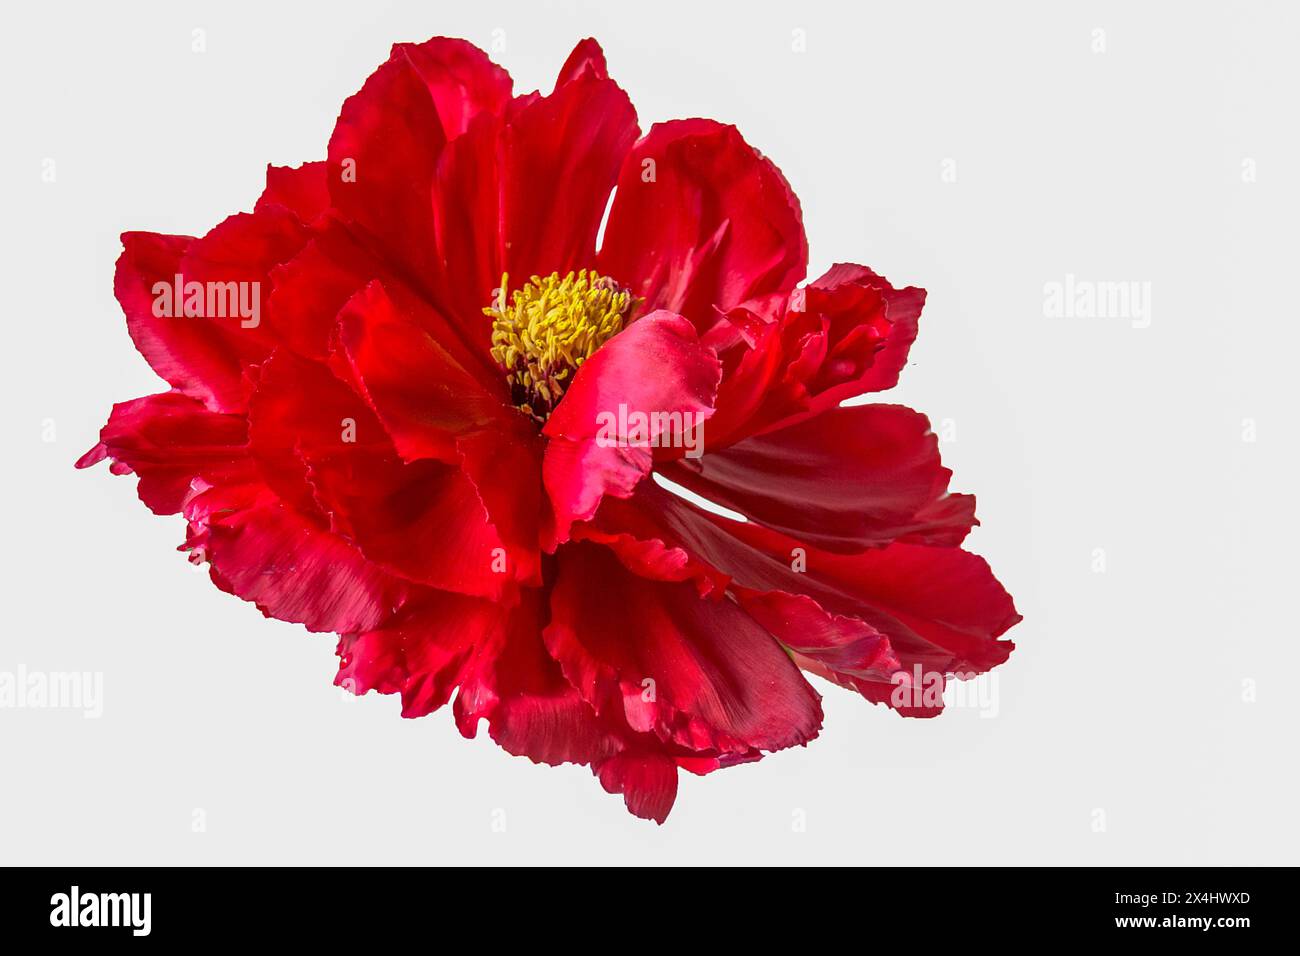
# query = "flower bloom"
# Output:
<box><xmin>79</xmin><ymin>37</ymin><xmax>1020</xmax><ymax>822</ymax></box>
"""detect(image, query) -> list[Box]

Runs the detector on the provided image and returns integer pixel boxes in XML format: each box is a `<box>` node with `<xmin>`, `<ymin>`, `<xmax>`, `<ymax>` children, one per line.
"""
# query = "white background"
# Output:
<box><xmin>2</xmin><ymin>0</ymin><xmax>1297</xmax><ymax>865</ymax></box>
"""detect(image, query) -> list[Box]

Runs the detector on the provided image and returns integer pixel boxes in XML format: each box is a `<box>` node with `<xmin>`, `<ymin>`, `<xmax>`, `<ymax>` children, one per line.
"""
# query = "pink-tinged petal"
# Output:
<box><xmin>197</xmin><ymin>485</ymin><xmax>415</xmax><ymax>634</ymax></box>
<box><xmin>255</xmin><ymin>161</ymin><xmax>329</xmax><ymax>224</ymax></box>
<box><xmin>76</xmin><ymin>392</ymin><xmax>251</xmax><ymax>515</ymax></box>
<box><xmin>594</xmin><ymin>752</ymin><xmax>678</xmax><ymax>824</ymax></box>
<box><xmin>499</xmin><ymin>69</ymin><xmax>638</xmax><ymax>282</ymax></box>
<box><xmin>669</xmin><ymin>404</ymin><xmax>976</xmax><ymax>552</ymax></box>
<box><xmin>335</xmin><ymin>280</ymin><xmax>516</xmax><ymax>463</ymax></box>
<box><xmin>546</xmin><ymin>541</ymin><xmax>823</xmax><ymax>755</ymax></box>
<box><xmin>335</xmin><ymin>589</ymin><xmax>507</xmax><ymax>718</ymax></box>
<box><xmin>542</xmin><ymin>311</ymin><xmax>720</xmax><ymax>547</ymax></box>
<box><xmin>598</xmin><ymin>119</ymin><xmax>807</xmax><ymax>334</ymax></box>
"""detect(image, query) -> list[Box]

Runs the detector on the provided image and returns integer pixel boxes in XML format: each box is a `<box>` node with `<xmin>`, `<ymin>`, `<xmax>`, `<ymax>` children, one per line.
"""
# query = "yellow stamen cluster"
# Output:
<box><xmin>486</xmin><ymin>270</ymin><xmax>636</xmax><ymax>422</ymax></box>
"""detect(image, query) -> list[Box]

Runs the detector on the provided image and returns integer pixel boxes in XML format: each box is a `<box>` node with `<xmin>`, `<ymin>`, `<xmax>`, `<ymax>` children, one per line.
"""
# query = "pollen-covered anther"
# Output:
<box><xmin>485</xmin><ymin>269</ymin><xmax>636</xmax><ymax>422</ymax></box>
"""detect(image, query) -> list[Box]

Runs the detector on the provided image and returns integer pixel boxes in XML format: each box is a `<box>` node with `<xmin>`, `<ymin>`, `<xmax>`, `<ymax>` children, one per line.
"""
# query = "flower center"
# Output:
<box><xmin>486</xmin><ymin>269</ymin><xmax>635</xmax><ymax>422</ymax></box>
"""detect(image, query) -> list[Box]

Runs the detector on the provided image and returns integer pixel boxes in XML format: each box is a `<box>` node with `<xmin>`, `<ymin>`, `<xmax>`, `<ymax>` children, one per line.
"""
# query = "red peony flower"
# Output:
<box><xmin>79</xmin><ymin>37</ymin><xmax>1020</xmax><ymax>822</ymax></box>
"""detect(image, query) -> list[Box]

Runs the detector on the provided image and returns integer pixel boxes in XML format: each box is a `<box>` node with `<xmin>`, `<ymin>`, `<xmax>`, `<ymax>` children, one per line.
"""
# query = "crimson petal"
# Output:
<box><xmin>710</xmin><ymin>263</ymin><xmax>926</xmax><ymax>444</ymax></box>
<box><xmin>541</xmin><ymin>311</ymin><xmax>720</xmax><ymax>547</ymax></box>
<box><xmin>195</xmin><ymin>484</ymin><xmax>416</xmax><ymax>634</ymax></box>
<box><xmin>668</xmin><ymin>404</ymin><xmax>976</xmax><ymax>552</ymax></box>
<box><xmin>255</xmin><ymin>161</ymin><xmax>330</xmax><ymax>224</ymax></box>
<box><xmin>335</xmin><ymin>280</ymin><xmax>515</xmax><ymax>463</ymax></box>
<box><xmin>336</xmin><ymin>589</ymin><xmax>509</xmax><ymax>718</ymax></box>
<box><xmin>598</xmin><ymin>119</ymin><xmax>807</xmax><ymax>335</ymax></box>
<box><xmin>116</xmin><ymin>231</ymin><xmax>240</xmax><ymax>413</ymax></box>
<box><xmin>499</xmin><ymin>65</ymin><xmax>638</xmax><ymax>283</ymax></box>
<box><xmin>545</xmin><ymin>541</ymin><xmax>823</xmax><ymax>755</ymax></box>
<box><xmin>76</xmin><ymin>392</ymin><xmax>251</xmax><ymax>514</ymax></box>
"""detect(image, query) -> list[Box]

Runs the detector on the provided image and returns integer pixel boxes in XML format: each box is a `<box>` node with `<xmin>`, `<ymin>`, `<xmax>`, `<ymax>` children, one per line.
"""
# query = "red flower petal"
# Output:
<box><xmin>545</xmin><ymin>541</ymin><xmax>823</xmax><ymax>755</ymax></box>
<box><xmin>268</xmin><ymin>221</ymin><xmax>501</xmax><ymax>384</ymax></box>
<box><xmin>247</xmin><ymin>348</ymin><xmax>513</xmax><ymax>599</ymax></box>
<box><xmin>738</xmin><ymin>590</ymin><xmax>900</xmax><ymax>677</ymax></box>
<box><xmin>340</xmin><ymin>565</ymin><xmax>706</xmax><ymax>823</ymax></box>
<box><xmin>327</xmin><ymin>54</ymin><xmax>444</xmax><ymax>294</ymax></box>
<box><xmin>668</xmin><ymin>404</ymin><xmax>976</xmax><ymax>552</ymax></box>
<box><xmin>327</xmin><ymin>38</ymin><xmax>510</xmax><ymax>305</ymax></box>
<box><xmin>333</xmin><ymin>280</ymin><xmax>544</xmax><ymax>579</ymax></box>
<box><xmin>430</xmin><ymin>111</ymin><xmax>505</xmax><ymax>341</ymax></box>
<box><xmin>76</xmin><ymin>392</ymin><xmax>251</xmax><ymax>514</ymax></box>
<box><xmin>334</xmin><ymin>280</ymin><xmax>515</xmax><ymax>463</ymax></box>
<box><xmin>598</xmin><ymin>119</ymin><xmax>807</xmax><ymax>334</ymax></box>
<box><xmin>116</xmin><ymin>209</ymin><xmax>313</xmax><ymax>413</ymax></box>
<box><xmin>454</xmin><ymin>589</ymin><xmax>623</xmax><ymax>767</ymax></box>
<box><xmin>541</xmin><ymin>311</ymin><xmax>720</xmax><ymax>547</ymax></box>
<box><xmin>609</xmin><ymin>483</ymin><xmax>1017</xmax><ymax>708</ymax></box>
<box><xmin>454</xmin><ymin>421</ymin><xmax>545</xmax><ymax>586</ymax></box>
<box><xmin>803</xmin><ymin>263</ymin><xmax>924</xmax><ymax>398</ymax></box>
<box><xmin>115</xmin><ymin>231</ymin><xmax>240</xmax><ymax>413</ymax></box>
<box><xmin>264</xmin><ymin>234</ymin><xmax>370</xmax><ymax>363</ymax></box>
<box><xmin>396</xmin><ymin>37</ymin><xmax>513</xmax><ymax>139</ymax></box>
<box><xmin>180</xmin><ymin>207</ymin><xmax>311</xmax><ymax>353</ymax></box>
<box><xmin>255</xmin><ymin>161</ymin><xmax>330</xmax><ymax>224</ymax></box>
<box><xmin>499</xmin><ymin>66</ymin><xmax>638</xmax><ymax>283</ymax></box>
<box><xmin>555</xmin><ymin>37</ymin><xmax>610</xmax><ymax>87</ymax></box>
<box><xmin>312</xmin><ymin>454</ymin><xmax>510</xmax><ymax>600</ymax></box>
<box><xmin>571</xmin><ymin>517</ymin><xmax>725</xmax><ymax>593</ymax></box>
<box><xmin>77</xmin><ymin>385</ymin><xmax>411</xmax><ymax>638</ymax></box>
<box><xmin>197</xmin><ymin>485</ymin><xmax>415</xmax><ymax>634</ymax></box>
<box><xmin>336</xmin><ymin>589</ymin><xmax>507</xmax><ymax>718</ymax></box>
<box><xmin>710</xmin><ymin>263</ymin><xmax>926</xmax><ymax>444</ymax></box>
<box><xmin>583</xmin><ymin>482</ymin><xmax>892</xmax><ymax>679</ymax></box>
<box><xmin>246</xmin><ymin>348</ymin><xmax>385</xmax><ymax>523</ymax></box>
<box><xmin>595</xmin><ymin>752</ymin><xmax>678</xmax><ymax>825</ymax></box>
